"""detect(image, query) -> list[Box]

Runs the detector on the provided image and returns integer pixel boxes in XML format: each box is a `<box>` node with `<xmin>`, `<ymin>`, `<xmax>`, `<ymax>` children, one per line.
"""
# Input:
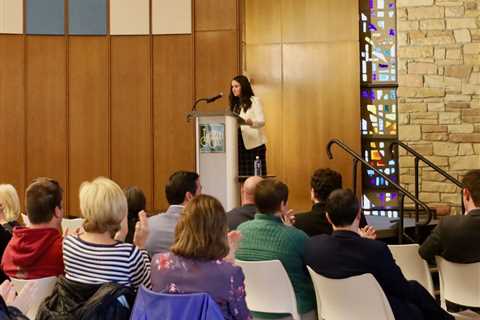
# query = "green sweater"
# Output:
<box><xmin>236</xmin><ymin>213</ymin><xmax>316</xmax><ymax>318</ymax></box>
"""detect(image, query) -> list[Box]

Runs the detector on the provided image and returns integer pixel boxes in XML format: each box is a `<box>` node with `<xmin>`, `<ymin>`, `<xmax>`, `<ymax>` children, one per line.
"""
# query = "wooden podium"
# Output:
<box><xmin>191</xmin><ymin>111</ymin><xmax>240</xmax><ymax>211</ymax></box>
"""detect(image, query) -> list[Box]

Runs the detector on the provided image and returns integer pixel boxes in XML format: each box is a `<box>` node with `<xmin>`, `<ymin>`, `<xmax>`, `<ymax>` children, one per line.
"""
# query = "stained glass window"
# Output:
<box><xmin>363</xmin><ymin>191</ymin><xmax>399</xmax><ymax>218</ymax></box>
<box><xmin>359</xmin><ymin>0</ymin><xmax>398</xmax><ymax>218</ymax></box>
<box><xmin>360</xmin><ymin>0</ymin><xmax>397</xmax><ymax>84</ymax></box>
<box><xmin>361</xmin><ymin>88</ymin><xmax>397</xmax><ymax>137</ymax></box>
<box><xmin>363</xmin><ymin>141</ymin><xmax>398</xmax><ymax>187</ymax></box>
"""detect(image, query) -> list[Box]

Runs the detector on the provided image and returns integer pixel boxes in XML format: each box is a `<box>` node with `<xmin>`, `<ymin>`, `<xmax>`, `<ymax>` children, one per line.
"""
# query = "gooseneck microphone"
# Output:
<box><xmin>206</xmin><ymin>92</ymin><xmax>224</xmax><ymax>103</ymax></box>
<box><xmin>187</xmin><ymin>92</ymin><xmax>225</xmax><ymax>122</ymax></box>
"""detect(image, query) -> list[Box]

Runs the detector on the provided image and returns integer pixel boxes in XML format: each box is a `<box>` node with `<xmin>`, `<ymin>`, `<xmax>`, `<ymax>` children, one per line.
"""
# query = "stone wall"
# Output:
<box><xmin>397</xmin><ymin>0</ymin><xmax>480</xmax><ymax>214</ymax></box>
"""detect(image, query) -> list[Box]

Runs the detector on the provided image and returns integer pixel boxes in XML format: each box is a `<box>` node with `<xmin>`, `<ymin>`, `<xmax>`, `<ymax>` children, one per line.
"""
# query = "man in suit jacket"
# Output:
<box><xmin>295</xmin><ymin>168</ymin><xmax>372</xmax><ymax>237</ymax></box>
<box><xmin>145</xmin><ymin>171</ymin><xmax>202</xmax><ymax>256</ymax></box>
<box><xmin>420</xmin><ymin>169</ymin><xmax>480</xmax><ymax>263</ymax></box>
<box><xmin>305</xmin><ymin>189</ymin><xmax>453</xmax><ymax>320</ymax></box>
<box><xmin>227</xmin><ymin>176</ymin><xmax>263</xmax><ymax>230</ymax></box>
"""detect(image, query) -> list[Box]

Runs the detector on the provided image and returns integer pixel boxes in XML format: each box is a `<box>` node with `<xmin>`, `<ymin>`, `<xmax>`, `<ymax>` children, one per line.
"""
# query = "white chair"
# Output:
<box><xmin>307</xmin><ymin>266</ymin><xmax>395</xmax><ymax>320</ymax></box>
<box><xmin>235</xmin><ymin>259</ymin><xmax>300</xmax><ymax>320</ymax></box>
<box><xmin>61</xmin><ymin>217</ymin><xmax>84</xmax><ymax>233</ymax></box>
<box><xmin>388</xmin><ymin>244</ymin><xmax>434</xmax><ymax>296</ymax></box>
<box><xmin>436</xmin><ymin>256</ymin><xmax>480</xmax><ymax>310</ymax></box>
<box><xmin>11</xmin><ymin>276</ymin><xmax>57</xmax><ymax>320</ymax></box>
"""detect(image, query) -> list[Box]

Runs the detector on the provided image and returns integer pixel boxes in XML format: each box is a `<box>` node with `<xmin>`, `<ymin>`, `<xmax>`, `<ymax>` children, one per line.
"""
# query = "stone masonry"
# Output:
<box><xmin>397</xmin><ymin>0</ymin><xmax>480</xmax><ymax>214</ymax></box>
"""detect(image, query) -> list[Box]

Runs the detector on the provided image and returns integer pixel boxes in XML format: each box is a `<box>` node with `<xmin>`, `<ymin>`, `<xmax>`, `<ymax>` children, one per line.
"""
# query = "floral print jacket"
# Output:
<box><xmin>151</xmin><ymin>252</ymin><xmax>252</xmax><ymax>320</ymax></box>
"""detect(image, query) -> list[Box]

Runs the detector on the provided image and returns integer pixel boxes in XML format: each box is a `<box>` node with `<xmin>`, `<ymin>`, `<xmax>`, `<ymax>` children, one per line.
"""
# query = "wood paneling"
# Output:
<box><xmin>283</xmin><ymin>42</ymin><xmax>360</xmax><ymax>210</ymax></box>
<box><xmin>243</xmin><ymin>0</ymin><xmax>360</xmax><ymax>211</ymax></box>
<box><xmin>110</xmin><ymin>36</ymin><xmax>153</xmax><ymax>210</ymax></box>
<box><xmin>195</xmin><ymin>30</ymin><xmax>239</xmax><ymax>111</ymax></box>
<box><xmin>25</xmin><ymin>36</ymin><xmax>68</xmax><ymax>209</ymax></box>
<box><xmin>244</xmin><ymin>44</ymin><xmax>283</xmax><ymax>181</ymax></box>
<box><xmin>195</xmin><ymin>0</ymin><xmax>237</xmax><ymax>31</ymax></box>
<box><xmin>68</xmin><ymin>37</ymin><xmax>109</xmax><ymax>215</ymax></box>
<box><xmin>282</xmin><ymin>0</ymin><xmax>359</xmax><ymax>43</ymax></box>
<box><xmin>245</xmin><ymin>0</ymin><xmax>281</xmax><ymax>44</ymax></box>
<box><xmin>0</xmin><ymin>35</ymin><xmax>25</xmax><ymax>204</ymax></box>
<box><xmin>153</xmin><ymin>35</ymin><xmax>194</xmax><ymax>210</ymax></box>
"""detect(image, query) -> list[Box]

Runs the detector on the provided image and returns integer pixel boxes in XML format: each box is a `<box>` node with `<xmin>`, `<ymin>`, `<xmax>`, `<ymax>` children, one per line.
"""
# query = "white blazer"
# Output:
<box><xmin>239</xmin><ymin>96</ymin><xmax>267</xmax><ymax>150</ymax></box>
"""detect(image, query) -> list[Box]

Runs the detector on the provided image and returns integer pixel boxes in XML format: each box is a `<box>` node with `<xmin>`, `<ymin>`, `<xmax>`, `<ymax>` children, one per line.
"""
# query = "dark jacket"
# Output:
<box><xmin>305</xmin><ymin>231</ymin><xmax>452</xmax><ymax>320</ymax></box>
<box><xmin>226</xmin><ymin>204</ymin><xmax>257</xmax><ymax>230</ymax></box>
<box><xmin>419</xmin><ymin>208</ymin><xmax>480</xmax><ymax>263</ymax></box>
<box><xmin>295</xmin><ymin>202</ymin><xmax>368</xmax><ymax>237</ymax></box>
<box><xmin>0</xmin><ymin>296</ymin><xmax>27</xmax><ymax>320</ymax></box>
<box><xmin>36</xmin><ymin>276</ymin><xmax>136</xmax><ymax>320</ymax></box>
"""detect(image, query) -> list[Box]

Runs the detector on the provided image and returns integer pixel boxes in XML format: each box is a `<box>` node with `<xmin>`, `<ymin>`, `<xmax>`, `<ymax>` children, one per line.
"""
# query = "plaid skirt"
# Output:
<box><xmin>238</xmin><ymin>129</ymin><xmax>267</xmax><ymax>177</ymax></box>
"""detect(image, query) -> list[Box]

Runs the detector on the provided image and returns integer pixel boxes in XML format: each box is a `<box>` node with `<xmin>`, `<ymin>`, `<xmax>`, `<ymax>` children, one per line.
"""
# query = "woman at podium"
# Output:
<box><xmin>229</xmin><ymin>75</ymin><xmax>267</xmax><ymax>176</ymax></box>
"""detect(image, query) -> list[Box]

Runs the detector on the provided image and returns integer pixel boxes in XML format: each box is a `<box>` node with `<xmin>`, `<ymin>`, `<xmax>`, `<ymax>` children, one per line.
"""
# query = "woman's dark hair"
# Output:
<box><xmin>124</xmin><ymin>186</ymin><xmax>146</xmax><ymax>244</ymax></box>
<box><xmin>124</xmin><ymin>186</ymin><xmax>146</xmax><ymax>220</ymax></box>
<box><xmin>229</xmin><ymin>75</ymin><xmax>255</xmax><ymax>113</ymax></box>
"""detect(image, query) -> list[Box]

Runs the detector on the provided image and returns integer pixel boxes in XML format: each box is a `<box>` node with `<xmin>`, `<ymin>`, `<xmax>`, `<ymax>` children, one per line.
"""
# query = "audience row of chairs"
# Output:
<box><xmin>238</xmin><ymin>244</ymin><xmax>479</xmax><ymax>320</ymax></box>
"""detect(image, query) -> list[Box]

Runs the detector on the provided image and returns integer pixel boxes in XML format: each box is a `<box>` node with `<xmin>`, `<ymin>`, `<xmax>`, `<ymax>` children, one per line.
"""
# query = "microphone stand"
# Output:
<box><xmin>186</xmin><ymin>97</ymin><xmax>208</xmax><ymax>122</ymax></box>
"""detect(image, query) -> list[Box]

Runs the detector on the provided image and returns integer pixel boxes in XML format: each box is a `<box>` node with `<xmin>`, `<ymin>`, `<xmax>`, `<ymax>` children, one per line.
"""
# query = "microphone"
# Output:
<box><xmin>206</xmin><ymin>92</ymin><xmax>223</xmax><ymax>103</ymax></box>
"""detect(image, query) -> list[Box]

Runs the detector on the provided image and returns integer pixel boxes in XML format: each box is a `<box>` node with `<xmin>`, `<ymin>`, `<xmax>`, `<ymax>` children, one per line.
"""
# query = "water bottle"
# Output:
<box><xmin>254</xmin><ymin>156</ymin><xmax>262</xmax><ymax>176</ymax></box>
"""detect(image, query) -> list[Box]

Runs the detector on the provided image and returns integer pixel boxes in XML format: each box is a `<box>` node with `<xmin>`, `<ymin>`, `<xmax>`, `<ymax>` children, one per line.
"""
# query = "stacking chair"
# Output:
<box><xmin>235</xmin><ymin>259</ymin><xmax>301</xmax><ymax>320</ymax></box>
<box><xmin>11</xmin><ymin>276</ymin><xmax>57</xmax><ymax>320</ymax></box>
<box><xmin>436</xmin><ymin>256</ymin><xmax>480</xmax><ymax>310</ymax></box>
<box><xmin>388</xmin><ymin>244</ymin><xmax>434</xmax><ymax>296</ymax></box>
<box><xmin>130</xmin><ymin>286</ymin><xmax>224</xmax><ymax>320</ymax></box>
<box><xmin>307</xmin><ymin>266</ymin><xmax>394</xmax><ymax>320</ymax></box>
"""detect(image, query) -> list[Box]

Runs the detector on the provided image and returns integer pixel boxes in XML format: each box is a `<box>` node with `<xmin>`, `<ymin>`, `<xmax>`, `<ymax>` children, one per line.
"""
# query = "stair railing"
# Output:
<box><xmin>327</xmin><ymin>139</ymin><xmax>433</xmax><ymax>243</ymax></box>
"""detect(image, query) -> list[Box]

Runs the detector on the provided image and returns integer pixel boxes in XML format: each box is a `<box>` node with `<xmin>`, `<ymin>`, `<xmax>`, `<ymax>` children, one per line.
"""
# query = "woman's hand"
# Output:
<box><xmin>225</xmin><ymin>230</ymin><xmax>243</xmax><ymax>263</ymax></box>
<box><xmin>133</xmin><ymin>211</ymin><xmax>149</xmax><ymax>249</ymax></box>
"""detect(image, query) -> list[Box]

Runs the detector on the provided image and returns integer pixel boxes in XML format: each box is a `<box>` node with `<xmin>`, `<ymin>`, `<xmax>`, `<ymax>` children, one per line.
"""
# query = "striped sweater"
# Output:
<box><xmin>63</xmin><ymin>235</ymin><xmax>151</xmax><ymax>289</ymax></box>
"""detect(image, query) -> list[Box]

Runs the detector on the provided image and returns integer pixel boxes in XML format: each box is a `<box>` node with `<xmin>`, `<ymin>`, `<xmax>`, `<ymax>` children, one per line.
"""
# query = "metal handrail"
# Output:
<box><xmin>389</xmin><ymin>141</ymin><xmax>464</xmax><ymax>216</ymax></box>
<box><xmin>327</xmin><ymin>139</ymin><xmax>433</xmax><ymax>243</ymax></box>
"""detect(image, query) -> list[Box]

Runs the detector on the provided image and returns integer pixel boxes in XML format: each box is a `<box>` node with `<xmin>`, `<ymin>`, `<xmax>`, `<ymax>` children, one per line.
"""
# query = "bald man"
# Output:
<box><xmin>227</xmin><ymin>176</ymin><xmax>263</xmax><ymax>230</ymax></box>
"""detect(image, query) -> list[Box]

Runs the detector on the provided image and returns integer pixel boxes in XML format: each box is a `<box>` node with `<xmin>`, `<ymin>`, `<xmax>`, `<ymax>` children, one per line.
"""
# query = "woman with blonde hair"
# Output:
<box><xmin>0</xmin><ymin>185</ymin><xmax>21</xmax><ymax>282</ymax></box>
<box><xmin>0</xmin><ymin>184</ymin><xmax>21</xmax><ymax>232</ymax></box>
<box><xmin>151</xmin><ymin>194</ymin><xmax>251</xmax><ymax>320</ymax></box>
<box><xmin>63</xmin><ymin>177</ymin><xmax>151</xmax><ymax>289</ymax></box>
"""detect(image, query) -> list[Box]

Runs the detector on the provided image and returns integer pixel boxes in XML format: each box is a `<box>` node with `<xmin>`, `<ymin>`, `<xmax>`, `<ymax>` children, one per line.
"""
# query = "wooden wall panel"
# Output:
<box><xmin>245</xmin><ymin>0</ymin><xmax>281</xmax><ymax>44</ymax></box>
<box><xmin>153</xmin><ymin>35</ymin><xmax>194</xmax><ymax>210</ymax></box>
<box><xmin>0</xmin><ymin>35</ymin><xmax>25</xmax><ymax>204</ymax></box>
<box><xmin>283</xmin><ymin>42</ymin><xmax>360</xmax><ymax>211</ymax></box>
<box><xmin>282</xmin><ymin>0</ymin><xmax>359</xmax><ymax>43</ymax></box>
<box><xmin>68</xmin><ymin>37</ymin><xmax>109</xmax><ymax>215</ymax></box>
<box><xmin>244</xmin><ymin>44</ymin><xmax>283</xmax><ymax>181</ymax></box>
<box><xmin>195</xmin><ymin>0</ymin><xmax>237</xmax><ymax>31</ymax></box>
<box><xmin>25</xmin><ymin>36</ymin><xmax>68</xmax><ymax>209</ymax></box>
<box><xmin>195</xmin><ymin>31</ymin><xmax>239</xmax><ymax>111</ymax></box>
<box><xmin>110</xmin><ymin>36</ymin><xmax>153</xmax><ymax>210</ymax></box>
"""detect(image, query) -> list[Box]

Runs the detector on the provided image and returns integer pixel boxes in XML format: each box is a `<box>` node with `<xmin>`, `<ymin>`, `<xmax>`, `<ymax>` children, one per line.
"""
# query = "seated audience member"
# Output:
<box><xmin>305</xmin><ymin>189</ymin><xmax>453</xmax><ymax>320</ymax></box>
<box><xmin>151</xmin><ymin>194</ymin><xmax>251</xmax><ymax>320</ymax></box>
<box><xmin>236</xmin><ymin>179</ymin><xmax>316</xmax><ymax>320</ymax></box>
<box><xmin>0</xmin><ymin>185</ymin><xmax>21</xmax><ymax>232</ymax></box>
<box><xmin>63</xmin><ymin>177</ymin><xmax>151</xmax><ymax>289</ymax></box>
<box><xmin>145</xmin><ymin>171</ymin><xmax>201</xmax><ymax>255</ymax></box>
<box><xmin>295</xmin><ymin>168</ymin><xmax>373</xmax><ymax>237</ymax></box>
<box><xmin>124</xmin><ymin>186</ymin><xmax>146</xmax><ymax>244</ymax></box>
<box><xmin>227</xmin><ymin>176</ymin><xmax>263</xmax><ymax>230</ymax></box>
<box><xmin>1</xmin><ymin>178</ymin><xmax>64</xmax><ymax>279</ymax></box>
<box><xmin>0</xmin><ymin>185</ymin><xmax>22</xmax><ymax>282</ymax></box>
<box><xmin>420</xmin><ymin>169</ymin><xmax>480</xmax><ymax>263</ymax></box>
